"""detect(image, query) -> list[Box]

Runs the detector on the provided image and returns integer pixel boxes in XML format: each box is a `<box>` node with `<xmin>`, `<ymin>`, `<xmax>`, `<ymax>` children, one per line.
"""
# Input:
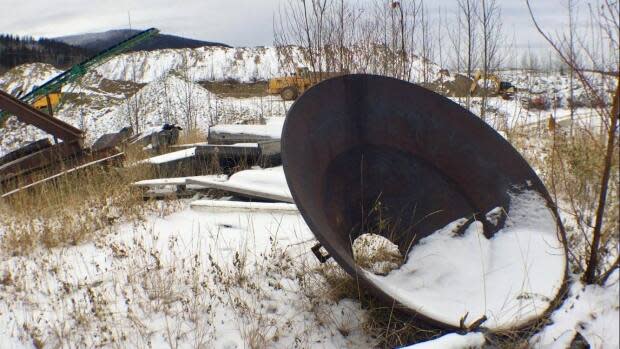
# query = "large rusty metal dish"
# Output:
<box><xmin>281</xmin><ymin>74</ymin><xmax>567</xmax><ymax>330</ymax></box>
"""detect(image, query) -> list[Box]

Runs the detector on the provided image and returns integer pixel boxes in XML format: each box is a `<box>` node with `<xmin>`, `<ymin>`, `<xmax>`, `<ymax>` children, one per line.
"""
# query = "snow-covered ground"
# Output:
<box><xmin>531</xmin><ymin>271</ymin><xmax>620</xmax><ymax>349</ymax></box>
<box><xmin>0</xmin><ymin>201</ymin><xmax>374</xmax><ymax>348</ymax></box>
<box><xmin>0</xmin><ymin>47</ymin><xmax>618</xmax><ymax>348</ymax></box>
<box><xmin>0</xmin><ymin>63</ymin><xmax>64</xmax><ymax>97</ymax></box>
<box><xmin>95</xmin><ymin>46</ymin><xmax>284</xmax><ymax>83</ymax></box>
<box><xmin>0</xmin><ymin>166</ymin><xmax>617</xmax><ymax>348</ymax></box>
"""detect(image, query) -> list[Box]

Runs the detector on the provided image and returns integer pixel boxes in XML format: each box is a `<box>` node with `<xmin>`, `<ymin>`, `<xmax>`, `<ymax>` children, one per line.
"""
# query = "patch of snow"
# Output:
<box><xmin>0</xmin><ymin>203</ymin><xmax>376</xmax><ymax>348</ymax></box>
<box><xmin>363</xmin><ymin>189</ymin><xmax>566</xmax><ymax>330</ymax></box>
<box><xmin>132</xmin><ymin>174</ymin><xmax>227</xmax><ymax>187</ymax></box>
<box><xmin>401</xmin><ymin>332</ymin><xmax>486</xmax><ymax>349</ymax></box>
<box><xmin>140</xmin><ymin>147</ymin><xmax>197</xmax><ymax>164</ymax></box>
<box><xmin>226</xmin><ymin>166</ymin><xmax>291</xmax><ymax>199</ymax></box>
<box><xmin>186</xmin><ymin>166</ymin><xmax>292</xmax><ymax>203</ymax></box>
<box><xmin>209</xmin><ymin>118</ymin><xmax>285</xmax><ymax>140</ymax></box>
<box><xmin>530</xmin><ymin>270</ymin><xmax>620</xmax><ymax>349</ymax></box>
<box><xmin>190</xmin><ymin>200</ymin><xmax>298</xmax><ymax>214</ymax></box>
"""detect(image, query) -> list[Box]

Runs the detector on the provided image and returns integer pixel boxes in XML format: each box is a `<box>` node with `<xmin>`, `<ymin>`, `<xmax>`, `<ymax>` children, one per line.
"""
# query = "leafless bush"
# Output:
<box><xmin>274</xmin><ymin>0</ymin><xmax>426</xmax><ymax>81</ymax></box>
<box><xmin>527</xmin><ymin>0</ymin><xmax>619</xmax><ymax>284</ymax></box>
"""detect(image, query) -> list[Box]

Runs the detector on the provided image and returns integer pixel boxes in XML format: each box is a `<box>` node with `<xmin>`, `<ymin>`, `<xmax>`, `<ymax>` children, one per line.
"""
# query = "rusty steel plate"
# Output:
<box><xmin>281</xmin><ymin>74</ymin><xmax>567</xmax><ymax>330</ymax></box>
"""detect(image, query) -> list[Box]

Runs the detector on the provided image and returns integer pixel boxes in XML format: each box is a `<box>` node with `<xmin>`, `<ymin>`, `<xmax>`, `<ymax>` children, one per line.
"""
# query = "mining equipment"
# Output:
<box><xmin>0</xmin><ymin>28</ymin><xmax>161</xmax><ymax>193</ymax></box>
<box><xmin>266</xmin><ymin>67</ymin><xmax>344</xmax><ymax>101</ymax></box>
<box><xmin>0</xmin><ymin>27</ymin><xmax>159</xmax><ymax>124</ymax></box>
<box><xmin>281</xmin><ymin>74</ymin><xmax>567</xmax><ymax>330</ymax></box>
<box><xmin>469</xmin><ymin>70</ymin><xmax>516</xmax><ymax>99</ymax></box>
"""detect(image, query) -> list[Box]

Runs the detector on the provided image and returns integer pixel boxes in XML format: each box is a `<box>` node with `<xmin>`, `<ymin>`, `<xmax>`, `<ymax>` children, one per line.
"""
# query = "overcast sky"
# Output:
<box><xmin>0</xmin><ymin>0</ymin><xmax>573</xmax><ymax>50</ymax></box>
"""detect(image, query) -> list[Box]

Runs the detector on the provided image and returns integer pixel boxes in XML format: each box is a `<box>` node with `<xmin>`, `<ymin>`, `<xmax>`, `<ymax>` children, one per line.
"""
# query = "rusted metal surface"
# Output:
<box><xmin>0</xmin><ymin>141</ymin><xmax>84</xmax><ymax>185</ymax></box>
<box><xmin>0</xmin><ymin>139</ymin><xmax>52</xmax><ymax>167</ymax></box>
<box><xmin>1</xmin><ymin>151</ymin><xmax>125</xmax><ymax>198</ymax></box>
<box><xmin>91</xmin><ymin>127</ymin><xmax>133</xmax><ymax>152</ymax></box>
<box><xmin>0</xmin><ymin>89</ymin><xmax>84</xmax><ymax>144</ymax></box>
<box><xmin>281</xmin><ymin>74</ymin><xmax>567</xmax><ymax>329</ymax></box>
<box><xmin>207</xmin><ymin>129</ymin><xmax>276</xmax><ymax>145</ymax></box>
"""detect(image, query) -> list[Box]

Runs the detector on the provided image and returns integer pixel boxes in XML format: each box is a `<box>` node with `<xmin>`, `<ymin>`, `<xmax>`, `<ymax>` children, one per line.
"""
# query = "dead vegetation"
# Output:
<box><xmin>199</xmin><ymin>80</ymin><xmax>268</xmax><ymax>98</ymax></box>
<box><xmin>305</xmin><ymin>252</ymin><xmax>440</xmax><ymax>348</ymax></box>
<box><xmin>511</xmin><ymin>122</ymin><xmax>620</xmax><ymax>278</ymax></box>
<box><xmin>0</xmin><ymin>162</ymin><xmax>152</xmax><ymax>254</ymax></box>
<box><xmin>0</xmin><ymin>142</ymin><xmax>169</xmax><ymax>254</ymax></box>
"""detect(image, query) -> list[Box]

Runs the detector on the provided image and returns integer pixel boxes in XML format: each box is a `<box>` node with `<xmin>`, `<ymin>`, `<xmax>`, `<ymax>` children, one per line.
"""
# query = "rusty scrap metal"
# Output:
<box><xmin>1</xmin><ymin>151</ymin><xmax>125</xmax><ymax>198</ymax></box>
<box><xmin>0</xmin><ymin>89</ymin><xmax>84</xmax><ymax>144</ymax></box>
<box><xmin>281</xmin><ymin>74</ymin><xmax>567</xmax><ymax>329</ymax></box>
<box><xmin>0</xmin><ymin>141</ymin><xmax>84</xmax><ymax>185</ymax></box>
<box><xmin>0</xmin><ymin>139</ymin><xmax>52</xmax><ymax>167</ymax></box>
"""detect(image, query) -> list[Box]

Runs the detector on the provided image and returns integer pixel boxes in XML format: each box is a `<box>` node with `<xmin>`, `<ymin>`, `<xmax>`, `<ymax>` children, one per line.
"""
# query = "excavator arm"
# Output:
<box><xmin>469</xmin><ymin>70</ymin><xmax>514</xmax><ymax>98</ymax></box>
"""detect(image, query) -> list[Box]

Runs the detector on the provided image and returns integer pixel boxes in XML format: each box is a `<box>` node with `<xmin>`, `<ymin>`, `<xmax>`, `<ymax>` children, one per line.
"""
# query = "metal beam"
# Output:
<box><xmin>0</xmin><ymin>141</ymin><xmax>83</xmax><ymax>184</ymax></box>
<box><xmin>0</xmin><ymin>89</ymin><xmax>84</xmax><ymax>144</ymax></box>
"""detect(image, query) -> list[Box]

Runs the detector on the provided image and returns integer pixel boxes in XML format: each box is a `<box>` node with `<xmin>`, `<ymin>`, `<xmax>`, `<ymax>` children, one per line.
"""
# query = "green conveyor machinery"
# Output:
<box><xmin>0</xmin><ymin>27</ymin><xmax>159</xmax><ymax>125</ymax></box>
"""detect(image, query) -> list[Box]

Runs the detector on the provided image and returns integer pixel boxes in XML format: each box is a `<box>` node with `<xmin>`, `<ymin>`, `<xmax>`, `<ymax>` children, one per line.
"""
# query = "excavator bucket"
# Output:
<box><xmin>281</xmin><ymin>74</ymin><xmax>567</xmax><ymax>330</ymax></box>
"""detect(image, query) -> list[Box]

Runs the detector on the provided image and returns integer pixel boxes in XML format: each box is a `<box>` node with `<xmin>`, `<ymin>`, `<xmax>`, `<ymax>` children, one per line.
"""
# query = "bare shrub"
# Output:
<box><xmin>527</xmin><ymin>0</ymin><xmax>619</xmax><ymax>284</ymax></box>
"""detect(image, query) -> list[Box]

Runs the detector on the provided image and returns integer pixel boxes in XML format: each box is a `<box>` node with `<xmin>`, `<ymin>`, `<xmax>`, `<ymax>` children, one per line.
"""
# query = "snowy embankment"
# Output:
<box><xmin>95</xmin><ymin>46</ymin><xmax>284</xmax><ymax>83</ymax></box>
<box><xmin>95</xmin><ymin>46</ymin><xmax>447</xmax><ymax>85</ymax></box>
<box><xmin>0</xmin><ymin>60</ymin><xmax>291</xmax><ymax>155</ymax></box>
<box><xmin>0</xmin><ymin>63</ymin><xmax>63</xmax><ymax>97</ymax></box>
<box><xmin>0</xmin><ymin>44</ymin><xmax>448</xmax><ymax>155</ymax></box>
<box><xmin>86</xmin><ymin>74</ymin><xmax>289</xmax><ymax>145</ymax></box>
<box><xmin>0</xmin><ymin>46</ymin><xmax>301</xmax><ymax>155</ymax></box>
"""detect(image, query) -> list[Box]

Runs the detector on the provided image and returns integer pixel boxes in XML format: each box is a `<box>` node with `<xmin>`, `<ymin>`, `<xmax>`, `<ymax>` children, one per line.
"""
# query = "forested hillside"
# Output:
<box><xmin>0</xmin><ymin>34</ymin><xmax>93</xmax><ymax>73</ymax></box>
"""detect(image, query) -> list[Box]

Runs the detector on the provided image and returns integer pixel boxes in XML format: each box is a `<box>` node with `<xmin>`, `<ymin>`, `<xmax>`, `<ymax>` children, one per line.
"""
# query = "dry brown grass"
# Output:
<box><xmin>177</xmin><ymin>128</ymin><xmax>207</xmax><ymax>145</ymax></box>
<box><xmin>199</xmin><ymin>80</ymin><xmax>268</xmax><ymax>98</ymax></box>
<box><xmin>307</xmin><ymin>258</ymin><xmax>441</xmax><ymax>348</ymax></box>
<box><xmin>508</xmin><ymin>122</ymin><xmax>619</xmax><ymax>274</ymax></box>
<box><xmin>0</xmin><ymin>148</ymin><xmax>156</xmax><ymax>255</ymax></box>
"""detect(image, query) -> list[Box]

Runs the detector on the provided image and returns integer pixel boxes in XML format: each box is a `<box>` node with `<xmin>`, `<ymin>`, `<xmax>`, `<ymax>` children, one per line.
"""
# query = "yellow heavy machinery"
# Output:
<box><xmin>267</xmin><ymin>67</ymin><xmax>343</xmax><ymax>100</ymax></box>
<box><xmin>469</xmin><ymin>71</ymin><xmax>515</xmax><ymax>99</ymax></box>
<box><xmin>32</xmin><ymin>91</ymin><xmax>61</xmax><ymax>112</ymax></box>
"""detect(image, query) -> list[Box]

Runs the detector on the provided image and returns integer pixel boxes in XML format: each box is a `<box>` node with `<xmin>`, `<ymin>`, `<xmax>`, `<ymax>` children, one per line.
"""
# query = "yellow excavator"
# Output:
<box><xmin>469</xmin><ymin>71</ymin><xmax>515</xmax><ymax>100</ymax></box>
<box><xmin>267</xmin><ymin>67</ymin><xmax>344</xmax><ymax>100</ymax></box>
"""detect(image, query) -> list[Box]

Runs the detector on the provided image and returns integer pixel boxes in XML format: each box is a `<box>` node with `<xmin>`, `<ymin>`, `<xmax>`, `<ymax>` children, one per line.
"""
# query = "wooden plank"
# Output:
<box><xmin>0</xmin><ymin>139</ymin><xmax>52</xmax><ymax>167</ymax></box>
<box><xmin>207</xmin><ymin>131</ymin><xmax>275</xmax><ymax>145</ymax></box>
<box><xmin>0</xmin><ymin>141</ymin><xmax>83</xmax><ymax>183</ymax></box>
<box><xmin>195</xmin><ymin>144</ymin><xmax>261</xmax><ymax>158</ymax></box>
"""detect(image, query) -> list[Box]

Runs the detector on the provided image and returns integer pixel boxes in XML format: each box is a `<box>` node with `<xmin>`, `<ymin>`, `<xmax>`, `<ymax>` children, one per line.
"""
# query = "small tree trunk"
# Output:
<box><xmin>583</xmin><ymin>79</ymin><xmax>620</xmax><ymax>284</ymax></box>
